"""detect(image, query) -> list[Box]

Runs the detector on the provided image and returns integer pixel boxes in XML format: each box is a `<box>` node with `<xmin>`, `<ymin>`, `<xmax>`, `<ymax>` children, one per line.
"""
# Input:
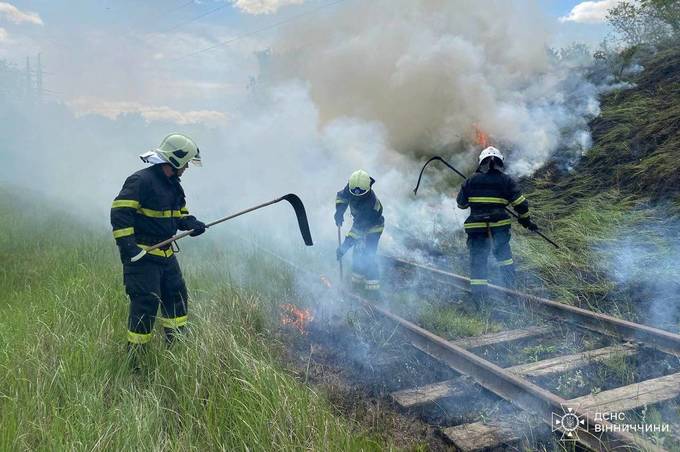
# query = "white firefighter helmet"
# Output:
<box><xmin>348</xmin><ymin>169</ymin><xmax>371</xmax><ymax>196</ymax></box>
<box><xmin>478</xmin><ymin>146</ymin><xmax>504</xmax><ymax>164</ymax></box>
<box><xmin>152</xmin><ymin>134</ymin><xmax>202</xmax><ymax>169</ymax></box>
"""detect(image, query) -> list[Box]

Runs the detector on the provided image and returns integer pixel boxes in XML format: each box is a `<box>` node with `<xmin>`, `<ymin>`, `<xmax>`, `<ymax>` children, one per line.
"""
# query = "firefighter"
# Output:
<box><xmin>456</xmin><ymin>146</ymin><xmax>538</xmax><ymax>307</ymax></box>
<box><xmin>111</xmin><ymin>133</ymin><xmax>206</xmax><ymax>355</ymax></box>
<box><xmin>335</xmin><ymin>170</ymin><xmax>384</xmax><ymax>296</ymax></box>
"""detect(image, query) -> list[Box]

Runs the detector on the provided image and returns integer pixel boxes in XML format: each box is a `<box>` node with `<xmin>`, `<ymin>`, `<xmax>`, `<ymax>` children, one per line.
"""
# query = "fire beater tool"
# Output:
<box><xmin>413</xmin><ymin>156</ymin><xmax>560</xmax><ymax>249</ymax></box>
<box><xmin>133</xmin><ymin>194</ymin><xmax>313</xmax><ymax>261</ymax></box>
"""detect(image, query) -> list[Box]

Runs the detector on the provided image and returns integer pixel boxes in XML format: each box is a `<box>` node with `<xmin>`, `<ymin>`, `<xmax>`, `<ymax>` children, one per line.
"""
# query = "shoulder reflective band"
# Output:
<box><xmin>468</xmin><ymin>197</ymin><xmax>509</xmax><ymax>204</ymax></box>
<box><xmin>368</xmin><ymin>225</ymin><xmax>384</xmax><ymax>234</ymax></box>
<box><xmin>113</xmin><ymin>227</ymin><xmax>134</xmax><ymax>239</ymax></box>
<box><xmin>336</xmin><ymin>198</ymin><xmax>348</xmax><ymax>204</ymax></box>
<box><xmin>511</xmin><ymin>195</ymin><xmax>527</xmax><ymax>206</ymax></box>
<box><xmin>112</xmin><ymin>199</ymin><xmax>140</xmax><ymax>209</ymax></box>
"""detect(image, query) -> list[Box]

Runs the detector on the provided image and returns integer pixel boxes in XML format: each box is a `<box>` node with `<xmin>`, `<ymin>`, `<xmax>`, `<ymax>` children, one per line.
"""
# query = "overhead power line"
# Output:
<box><xmin>173</xmin><ymin>0</ymin><xmax>347</xmax><ymax>62</ymax></box>
<box><xmin>160</xmin><ymin>3</ymin><xmax>230</xmax><ymax>34</ymax></box>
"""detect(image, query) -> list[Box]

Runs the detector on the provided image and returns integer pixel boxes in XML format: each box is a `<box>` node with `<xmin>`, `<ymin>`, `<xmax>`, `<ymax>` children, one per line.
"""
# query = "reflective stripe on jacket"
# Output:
<box><xmin>456</xmin><ymin>168</ymin><xmax>529</xmax><ymax>231</ymax></box>
<box><xmin>111</xmin><ymin>164</ymin><xmax>194</xmax><ymax>261</ymax></box>
<box><xmin>335</xmin><ymin>180</ymin><xmax>384</xmax><ymax>232</ymax></box>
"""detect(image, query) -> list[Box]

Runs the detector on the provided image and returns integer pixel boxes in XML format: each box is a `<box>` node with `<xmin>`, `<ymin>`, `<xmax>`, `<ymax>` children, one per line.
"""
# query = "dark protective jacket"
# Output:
<box><xmin>111</xmin><ymin>164</ymin><xmax>198</xmax><ymax>263</ymax></box>
<box><xmin>335</xmin><ymin>178</ymin><xmax>384</xmax><ymax>236</ymax></box>
<box><xmin>456</xmin><ymin>168</ymin><xmax>529</xmax><ymax>231</ymax></box>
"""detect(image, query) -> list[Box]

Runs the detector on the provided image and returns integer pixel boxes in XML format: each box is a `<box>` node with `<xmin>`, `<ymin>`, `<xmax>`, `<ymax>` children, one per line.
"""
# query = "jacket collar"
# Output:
<box><xmin>150</xmin><ymin>163</ymin><xmax>182</xmax><ymax>185</ymax></box>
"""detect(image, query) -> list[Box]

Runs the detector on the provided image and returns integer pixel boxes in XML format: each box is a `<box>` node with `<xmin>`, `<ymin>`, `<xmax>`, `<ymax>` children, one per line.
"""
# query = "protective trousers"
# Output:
<box><xmin>123</xmin><ymin>256</ymin><xmax>188</xmax><ymax>345</ymax></box>
<box><xmin>466</xmin><ymin>226</ymin><xmax>516</xmax><ymax>304</ymax></box>
<box><xmin>351</xmin><ymin>231</ymin><xmax>382</xmax><ymax>292</ymax></box>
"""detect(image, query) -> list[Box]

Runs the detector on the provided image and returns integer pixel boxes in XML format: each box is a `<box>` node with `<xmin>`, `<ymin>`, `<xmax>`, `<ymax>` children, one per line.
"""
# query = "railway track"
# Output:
<box><xmin>251</xmin><ymin>240</ymin><xmax>680</xmax><ymax>451</ymax></box>
<box><xmin>376</xmin><ymin>255</ymin><xmax>680</xmax><ymax>451</ymax></box>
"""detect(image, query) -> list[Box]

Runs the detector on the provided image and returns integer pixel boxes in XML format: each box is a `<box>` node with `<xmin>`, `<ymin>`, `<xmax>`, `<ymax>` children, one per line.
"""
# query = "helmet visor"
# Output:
<box><xmin>190</xmin><ymin>148</ymin><xmax>202</xmax><ymax>166</ymax></box>
<box><xmin>349</xmin><ymin>186</ymin><xmax>368</xmax><ymax>196</ymax></box>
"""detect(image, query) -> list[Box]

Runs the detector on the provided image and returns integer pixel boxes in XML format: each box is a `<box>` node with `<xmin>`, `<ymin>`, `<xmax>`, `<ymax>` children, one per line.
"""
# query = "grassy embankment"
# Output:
<box><xmin>513</xmin><ymin>46</ymin><xmax>680</xmax><ymax>446</ymax></box>
<box><xmin>0</xmin><ymin>187</ymin><xmax>382</xmax><ymax>451</ymax></box>
<box><xmin>513</xmin><ymin>45</ymin><xmax>680</xmax><ymax>324</ymax></box>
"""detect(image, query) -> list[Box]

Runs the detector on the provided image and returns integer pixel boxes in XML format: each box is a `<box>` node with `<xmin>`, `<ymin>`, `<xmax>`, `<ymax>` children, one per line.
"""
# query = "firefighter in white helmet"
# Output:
<box><xmin>111</xmin><ymin>133</ymin><xmax>206</xmax><ymax>363</ymax></box>
<box><xmin>456</xmin><ymin>146</ymin><xmax>537</xmax><ymax>308</ymax></box>
<box><xmin>335</xmin><ymin>170</ymin><xmax>384</xmax><ymax>296</ymax></box>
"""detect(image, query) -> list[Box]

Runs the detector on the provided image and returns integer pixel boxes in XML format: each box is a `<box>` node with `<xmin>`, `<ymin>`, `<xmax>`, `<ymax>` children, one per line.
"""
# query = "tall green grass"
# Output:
<box><xmin>504</xmin><ymin>45</ymin><xmax>680</xmax><ymax>322</ymax></box>
<box><xmin>0</xmin><ymin>187</ymin><xmax>381</xmax><ymax>451</ymax></box>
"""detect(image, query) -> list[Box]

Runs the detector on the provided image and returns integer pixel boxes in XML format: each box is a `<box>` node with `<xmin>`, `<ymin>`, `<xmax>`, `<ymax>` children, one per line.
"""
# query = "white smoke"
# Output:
<box><xmin>1</xmin><ymin>0</ymin><xmax>608</xmax><ymax>257</ymax></box>
<box><xmin>598</xmin><ymin>221</ymin><xmax>680</xmax><ymax>331</ymax></box>
<box><xmin>267</xmin><ymin>0</ymin><xmax>601</xmax><ymax>177</ymax></box>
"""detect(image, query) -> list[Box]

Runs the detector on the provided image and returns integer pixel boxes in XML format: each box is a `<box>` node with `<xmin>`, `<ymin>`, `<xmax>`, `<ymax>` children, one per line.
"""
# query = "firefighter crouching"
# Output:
<box><xmin>335</xmin><ymin>170</ymin><xmax>384</xmax><ymax>297</ymax></box>
<box><xmin>111</xmin><ymin>133</ymin><xmax>206</xmax><ymax>354</ymax></box>
<box><xmin>456</xmin><ymin>146</ymin><xmax>538</xmax><ymax>308</ymax></box>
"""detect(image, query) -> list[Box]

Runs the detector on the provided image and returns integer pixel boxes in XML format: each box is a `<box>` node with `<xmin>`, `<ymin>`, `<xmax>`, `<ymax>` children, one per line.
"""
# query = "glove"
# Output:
<box><xmin>183</xmin><ymin>216</ymin><xmax>206</xmax><ymax>237</ymax></box>
<box><xmin>519</xmin><ymin>217</ymin><xmax>539</xmax><ymax>232</ymax></box>
<box><xmin>336</xmin><ymin>237</ymin><xmax>355</xmax><ymax>260</ymax></box>
<box><xmin>334</xmin><ymin>213</ymin><xmax>344</xmax><ymax>227</ymax></box>
<box><xmin>189</xmin><ymin>220</ymin><xmax>206</xmax><ymax>237</ymax></box>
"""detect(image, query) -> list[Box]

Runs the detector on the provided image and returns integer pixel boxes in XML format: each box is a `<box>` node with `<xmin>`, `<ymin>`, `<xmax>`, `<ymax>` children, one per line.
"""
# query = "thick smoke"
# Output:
<box><xmin>2</xmin><ymin>4</ymin><xmax>655</xmax><ymax>443</ymax></box>
<box><xmin>1</xmin><ymin>0</ymin><xmax>605</xmax><ymax>256</ymax></box>
<box><xmin>597</xmin><ymin>220</ymin><xmax>680</xmax><ymax>332</ymax></box>
<box><xmin>267</xmin><ymin>0</ymin><xmax>601</xmax><ymax>177</ymax></box>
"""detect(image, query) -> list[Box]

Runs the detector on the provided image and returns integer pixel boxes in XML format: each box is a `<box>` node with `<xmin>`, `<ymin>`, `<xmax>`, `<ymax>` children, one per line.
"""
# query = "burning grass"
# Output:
<box><xmin>0</xmin><ymin>187</ymin><xmax>383</xmax><ymax>451</ymax></box>
<box><xmin>505</xmin><ymin>44</ymin><xmax>680</xmax><ymax>327</ymax></box>
<box><xmin>279</xmin><ymin>303</ymin><xmax>315</xmax><ymax>335</ymax></box>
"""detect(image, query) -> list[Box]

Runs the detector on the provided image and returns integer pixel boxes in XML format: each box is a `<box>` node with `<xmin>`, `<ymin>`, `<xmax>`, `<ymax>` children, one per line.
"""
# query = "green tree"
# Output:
<box><xmin>641</xmin><ymin>0</ymin><xmax>680</xmax><ymax>34</ymax></box>
<box><xmin>606</xmin><ymin>0</ymin><xmax>670</xmax><ymax>46</ymax></box>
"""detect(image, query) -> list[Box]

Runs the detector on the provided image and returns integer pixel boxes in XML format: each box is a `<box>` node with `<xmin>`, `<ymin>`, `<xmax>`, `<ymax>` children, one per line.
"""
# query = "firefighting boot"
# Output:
<box><xmin>364</xmin><ymin>279</ymin><xmax>381</xmax><ymax>301</ymax></box>
<box><xmin>163</xmin><ymin>326</ymin><xmax>185</xmax><ymax>345</ymax></box>
<box><xmin>126</xmin><ymin>343</ymin><xmax>147</xmax><ymax>373</ymax></box>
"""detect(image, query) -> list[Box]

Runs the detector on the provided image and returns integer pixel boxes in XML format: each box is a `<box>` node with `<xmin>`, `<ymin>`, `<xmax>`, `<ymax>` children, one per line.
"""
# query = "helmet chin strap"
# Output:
<box><xmin>478</xmin><ymin>156</ymin><xmax>503</xmax><ymax>173</ymax></box>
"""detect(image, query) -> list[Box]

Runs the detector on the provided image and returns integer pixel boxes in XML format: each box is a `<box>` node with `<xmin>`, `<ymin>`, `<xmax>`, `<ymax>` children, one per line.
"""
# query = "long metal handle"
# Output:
<box><xmin>337</xmin><ymin>226</ymin><xmax>344</xmax><ymax>280</ymax></box>
<box><xmin>144</xmin><ymin>198</ymin><xmax>283</xmax><ymax>253</ymax></box>
<box><xmin>414</xmin><ymin>155</ymin><xmax>560</xmax><ymax>249</ymax></box>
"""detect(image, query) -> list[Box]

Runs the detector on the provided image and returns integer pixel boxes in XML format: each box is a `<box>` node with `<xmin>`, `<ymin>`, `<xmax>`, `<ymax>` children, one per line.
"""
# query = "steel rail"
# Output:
<box><xmin>385</xmin><ymin>255</ymin><xmax>680</xmax><ymax>356</ymax></box>
<box><xmin>230</xmin><ymin>240</ymin><xmax>664</xmax><ymax>450</ymax></box>
<box><xmin>346</xmin><ymin>291</ymin><xmax>664</xmax><ymax>452</ymax></box>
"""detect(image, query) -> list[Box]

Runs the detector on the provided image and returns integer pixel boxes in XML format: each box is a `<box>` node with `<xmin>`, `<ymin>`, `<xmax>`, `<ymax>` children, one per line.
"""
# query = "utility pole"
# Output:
<box><xmin>36</xmin><ymin>53</ymin><xmax>43</xmax><ymax>102</ymax></box>
<box><xmin>25</xmin><ymin>56</ymin><xmax>32</xmax><ymax>101</ymax></box>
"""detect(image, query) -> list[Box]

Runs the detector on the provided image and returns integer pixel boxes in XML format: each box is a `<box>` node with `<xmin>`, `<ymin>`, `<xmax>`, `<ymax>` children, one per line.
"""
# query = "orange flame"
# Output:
<box><xmin>280</xmin><ymin>303</ymin><xmax>314</xmax><ymax>334</ymax></box>
<box><xmin>473</xmin><ymin>124</ymin><xmax>491</xmax><ymax>148</ymax></box>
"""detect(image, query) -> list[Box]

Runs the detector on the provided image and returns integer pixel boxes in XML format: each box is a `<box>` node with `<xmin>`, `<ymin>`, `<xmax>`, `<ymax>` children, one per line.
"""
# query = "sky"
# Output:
<box><xmin>0</xmin><ymin>0</ymin><xmax>617</xmax><ymax>126</ymax></box>
<box><xmin>0</xmin><ymin>0</ymin><xmax>626</xmax><ymax>256</ymax></box>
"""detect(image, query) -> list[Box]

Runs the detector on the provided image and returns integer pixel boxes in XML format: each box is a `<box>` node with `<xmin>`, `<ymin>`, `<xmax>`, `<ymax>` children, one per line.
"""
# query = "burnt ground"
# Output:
<box><xmin>270</xmin><ymin>257</ymin><xmax>680</xmax><ymax>450</ymax></box>
<box><xmin>276</xmin><ymin>302</ymin><xmax>560</xmax><ymax>451</ymax></box>
<box><xmin>279</xmin><ymin>309</ymin><xmax>458</xmax><ymax>450</ymax></box>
